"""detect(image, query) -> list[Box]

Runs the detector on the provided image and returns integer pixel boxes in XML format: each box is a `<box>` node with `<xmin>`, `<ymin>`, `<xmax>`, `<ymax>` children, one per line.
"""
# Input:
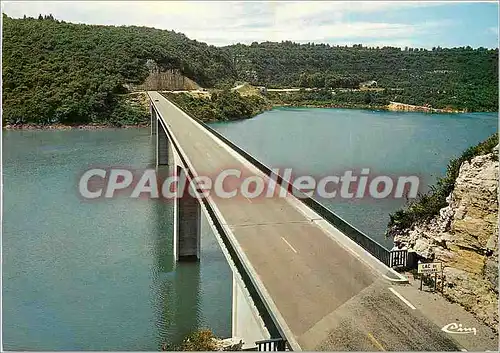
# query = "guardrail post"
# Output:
<box><xmin>406</xmin><ymin>250</ymin><xmax>418</xmax><ymax>270</ymax></box>
<box><xmin>255</xmin><ymin>338</ymin><xmax>288</xmax><ymax>351</ymax></box>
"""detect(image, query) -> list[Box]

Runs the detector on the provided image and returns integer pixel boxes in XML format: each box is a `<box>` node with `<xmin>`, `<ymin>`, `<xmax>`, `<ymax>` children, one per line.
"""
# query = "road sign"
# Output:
<box><xmin>418</xmin><ymin>262</ymin><xmax>442</xmax><ymax>274</ymax></box>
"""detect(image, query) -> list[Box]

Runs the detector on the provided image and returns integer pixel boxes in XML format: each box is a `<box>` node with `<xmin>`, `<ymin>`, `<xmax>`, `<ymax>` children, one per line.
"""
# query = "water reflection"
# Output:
<box><xmin>150</xmin><ymin>165</ymin><xmax>202</xmax><ymax>349</ymax></box>
<box><xmin>3</xmin><ymin>129</ymin><xmax>231</xmax><ymax>351</ymax></box>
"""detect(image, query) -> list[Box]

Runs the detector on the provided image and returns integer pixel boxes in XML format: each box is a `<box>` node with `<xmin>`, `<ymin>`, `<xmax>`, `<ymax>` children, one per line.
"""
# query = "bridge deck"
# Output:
<box><xmin>148</xmin><ymin>91</ymin><xmax>461</xmax><ymax>351</ymax></box>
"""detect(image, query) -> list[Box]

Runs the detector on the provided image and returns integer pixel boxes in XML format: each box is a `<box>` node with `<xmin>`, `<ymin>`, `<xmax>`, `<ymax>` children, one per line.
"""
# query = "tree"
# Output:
<box><xmin>2</xmin><ymin>15</ymin><xmax>237</xmax><ymax>125</ymax></box>
<box><xmin>2</xmin><ymin>13</ymin><xmax>498</xmax><ymax>128</ymax></box>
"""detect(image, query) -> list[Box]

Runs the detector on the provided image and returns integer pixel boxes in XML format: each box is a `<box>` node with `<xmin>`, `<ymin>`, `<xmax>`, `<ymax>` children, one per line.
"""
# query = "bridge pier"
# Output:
<box><xmin>174</xmin><ymin>167</ymin><xmax>201</xmax><ymax>261</ymax></box>
<box><xmin>232</xmin><ymin>272</ymin><xmax>270</xmax><ymax>349</ymax></box>
<box><xmin>156</xmin><ymin>124</ymin><xmax>169</xmax><ymax>166</ymax></box>
<box><xmin>150</xmin><ymin>95</ymin><xmax>272</xmax><ymax>348</ymax></box>
<box><xmin>150</xmin><ymin>103</ymin><xmax>157</xmax><ymax>136</ymax></box>
<box><xmin>154</xmin><ymin>113</ymin><xmax>199</xmax><ymax>261</ymax></box>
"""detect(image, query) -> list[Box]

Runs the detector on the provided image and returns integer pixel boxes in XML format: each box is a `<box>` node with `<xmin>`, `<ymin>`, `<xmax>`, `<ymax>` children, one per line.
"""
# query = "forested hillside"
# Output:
<box><xmin>2</xmin><ymin>14</ymin><xmax>235</xmax><ymax>125</ymax></box>
<box><xmin>2</xmin><ymin>14</ymin><xmax>498</xmax><ymax>126</ymax></box>
<box><xmin>164</xmin><ymin>90</ymin><xmax>271</xmax><ymax>122</ymax></box>
<box><xmin>224</xmin><ymin>42</ymin><xmax>499</xmax><ymax>112</ymax></box>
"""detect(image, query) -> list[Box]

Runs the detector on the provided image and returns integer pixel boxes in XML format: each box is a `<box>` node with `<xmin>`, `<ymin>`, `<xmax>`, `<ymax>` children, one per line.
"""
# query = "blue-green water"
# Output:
<box><xmin>3</xmin><ymin>108</ymin><xmax>497</xmax><ymax>350</ymax></box>
<box><xmin>210</xmin><ymin>108</ymin><xmax>498</xmax><ymax>247</ymax></box>
<box><xmin>2</xmin><ymin>129</ymin><xmax>232</xmax><ymax>351</ymax></box>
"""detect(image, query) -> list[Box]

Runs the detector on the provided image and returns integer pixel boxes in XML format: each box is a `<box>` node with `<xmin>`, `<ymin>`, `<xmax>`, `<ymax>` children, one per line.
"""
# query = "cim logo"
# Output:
<box><xmin>441</xmin><ymin>322</ymin><xmax>477</xmax><ymax>335</ymax></box>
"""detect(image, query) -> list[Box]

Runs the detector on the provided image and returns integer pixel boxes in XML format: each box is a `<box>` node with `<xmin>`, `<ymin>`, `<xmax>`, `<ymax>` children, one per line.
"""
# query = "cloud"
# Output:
<box><xmin>0</xmin><ymin>1</ymin><xmax>479</xmax><ymax>47</ymax></box>
<box><xmin>185</xmin><ymin>21</ymin><xmax>432</xmax><ymax>47</ymax></box>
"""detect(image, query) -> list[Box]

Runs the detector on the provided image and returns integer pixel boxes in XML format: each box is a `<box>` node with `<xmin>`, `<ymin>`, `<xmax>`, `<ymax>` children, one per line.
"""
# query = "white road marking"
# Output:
<box><xmin>281</xmin><ymin>237</ymin><xmax>298</xmax><ymax>253</ymax></box>
<box><xmin>388</xmin><ymin>287</ymin><xmax>416</xmax><ymax>310</ymax></box>
<box><xmin>367</xmin><ymin>332</ymin><xmax>386</xmax><ymax>351</ymax></box>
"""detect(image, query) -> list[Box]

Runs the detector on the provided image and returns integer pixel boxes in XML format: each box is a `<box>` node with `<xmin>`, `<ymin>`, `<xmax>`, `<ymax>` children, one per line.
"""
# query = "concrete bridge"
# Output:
<box><xmin>147</xmin><ymin>91</ymin><xmax>463</xmax><ymax>351</ymax></box>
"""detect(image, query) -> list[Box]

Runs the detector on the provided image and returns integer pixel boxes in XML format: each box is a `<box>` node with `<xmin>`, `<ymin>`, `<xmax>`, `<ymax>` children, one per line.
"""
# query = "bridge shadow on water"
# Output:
<box><xmin>149</xmin><ymin>165</ymin><xmax>202</xmax><ymax>349</ymax></box>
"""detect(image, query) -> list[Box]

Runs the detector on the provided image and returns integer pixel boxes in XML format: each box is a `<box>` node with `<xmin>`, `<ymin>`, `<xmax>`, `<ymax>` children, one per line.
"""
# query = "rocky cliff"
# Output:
<box><xmin>393</xmin><ymin>146</ymin><xmax>498</xmax><ymax>329</ymax></box>
<box><xmin>126</xmin><ymin>60</ymin><xmax>200</xmax><ymax>91</ymax></box>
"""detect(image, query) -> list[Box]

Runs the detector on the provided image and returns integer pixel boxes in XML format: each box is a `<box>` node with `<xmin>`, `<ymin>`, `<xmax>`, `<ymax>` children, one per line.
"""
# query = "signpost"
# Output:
<box><xmin>418</xmin><ymin>262</ymin><xmax>442</xmax><ymax>274</ymax></box>
<box><xmin>418</xmin><ymin>262</ymin><xmax>442</xmax><ymax>291</ymax></box>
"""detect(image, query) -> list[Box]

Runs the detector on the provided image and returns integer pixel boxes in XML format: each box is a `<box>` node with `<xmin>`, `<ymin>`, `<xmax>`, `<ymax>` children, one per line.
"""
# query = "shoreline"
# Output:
<box><xmin>3</xmin><ymin>123</ymin><xmax>150</xmax><ymax>131</ymax></box>
<box><xmin>272</xmin><ymin>103</ymin><xmax>387</xmax><ymax>111</ymax></box>
<box><xmin>3</xmin><ymin>104</ymin><xmax>493</xmax><ymax>131</ymax></box>
<box><xmin>271</xmin><ymin>103</ymin><xmax>494</xmax><ymax>114</ymax></box>
<box><xmin>386</xmin><ymin>101</ymin><xmax>467</xmax><ymax>114</ymax></box>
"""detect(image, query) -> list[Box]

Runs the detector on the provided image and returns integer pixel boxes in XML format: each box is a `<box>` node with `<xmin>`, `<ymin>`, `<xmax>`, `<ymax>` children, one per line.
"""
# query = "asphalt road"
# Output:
<box><xmin>148</xmin><ymin>91</ymin><xmax>462</xmax><ymax>351</ymax></box>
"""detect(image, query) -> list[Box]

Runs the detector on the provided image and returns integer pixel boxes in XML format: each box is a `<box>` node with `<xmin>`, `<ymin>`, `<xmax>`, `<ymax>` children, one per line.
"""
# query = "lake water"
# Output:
<box><xmin>2</xmin><ymin>108</ymin><xmax>497</xmax><ymax>350</ymax></box>
<box><xmin>2</xmin><ymin>129</ymin><xmax>232</xmax><ymax>350</ymax></box>
<box><xmin>211</xmin><ymin>108</ymin><xmax>498</xmax><ymax>247</ymax></box>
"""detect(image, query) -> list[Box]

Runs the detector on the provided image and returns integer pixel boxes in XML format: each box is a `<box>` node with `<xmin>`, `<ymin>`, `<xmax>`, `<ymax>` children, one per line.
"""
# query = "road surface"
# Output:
<box><xmin>148</xmin><ymin>91</ymin><xmax>463</xmax><ymax>351</ymax></box>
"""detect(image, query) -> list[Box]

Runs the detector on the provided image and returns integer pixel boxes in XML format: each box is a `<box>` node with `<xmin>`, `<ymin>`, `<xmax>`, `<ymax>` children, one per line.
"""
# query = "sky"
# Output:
<box><xmin>1</xmin><ymin>1</ymin><xmax>498</xmax><ymax>48</ymax></box>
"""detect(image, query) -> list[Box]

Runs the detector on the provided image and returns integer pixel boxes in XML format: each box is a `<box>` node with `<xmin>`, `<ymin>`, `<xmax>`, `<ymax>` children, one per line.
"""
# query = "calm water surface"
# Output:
<box><xmin>3</xmin><ymin>129</ymin><xmax>232</xmax><ymax>350</ymax></box>
<box><xmin>210</xmin><ymin>108</ymin><xmax>498</xmax><ymax>247</ymax></box>
<box><xmin>3</xmin><ymin>108</ymin><xmax>497</xmax><ymax>350</ymax></box>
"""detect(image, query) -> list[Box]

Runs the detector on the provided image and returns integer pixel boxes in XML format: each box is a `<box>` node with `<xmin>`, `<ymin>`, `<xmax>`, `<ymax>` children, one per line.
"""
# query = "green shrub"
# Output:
<box><xmin>387</xmin><ymin>133</ymin><xmax>498</xmax><ymax>235</ymax></box>
<box><xmin>107</xmin><ymin>97</ymin><xmax>149</xmax><ymax>126</ymax></box>
<box><xmin>164</xmin><ymin>90</ymin><xmax>270</xmax><ymax>122</ymax></box>
<box><xmin>162</xmin><ymin>329</ymin><xmax>219</xmax><ymax>351</ymax></box>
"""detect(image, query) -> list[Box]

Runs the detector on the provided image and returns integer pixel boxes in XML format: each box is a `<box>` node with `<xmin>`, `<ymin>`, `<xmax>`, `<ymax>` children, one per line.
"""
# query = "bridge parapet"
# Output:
<box><xmin>165</xmin><ymin>99</ymin><xmax>407</xmax><ymax>271</ymax></box>
<box><xmin>150</xmin><ymin>101</ymin><xmax>284</xmax><ymax>348</ymax></box>
<box><xmin>255</xmin><ymin>338</ymin><xmax>289</xmax><ymax>351</ymax></box>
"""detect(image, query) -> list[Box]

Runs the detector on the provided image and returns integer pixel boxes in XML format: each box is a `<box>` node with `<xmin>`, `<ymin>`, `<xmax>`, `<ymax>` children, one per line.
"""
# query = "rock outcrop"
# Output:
<box><xmin>393</xmin><ymin>148</ymin><xmax>499</xmax><ymax>329</ymax></box>
<box><xmin>212</xmin><ymin>337</ymin><xmax>244</xmax><ymax>351</ymax></box>
<box><xmin>126</xmin><ymin>59</ymin><xmax>200</xmax><ymax>91</ymax></box>
<box><xmin>387</xmin><ymin>101</ymin><xmax>466</xmax><ymax>113</ymax></box>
